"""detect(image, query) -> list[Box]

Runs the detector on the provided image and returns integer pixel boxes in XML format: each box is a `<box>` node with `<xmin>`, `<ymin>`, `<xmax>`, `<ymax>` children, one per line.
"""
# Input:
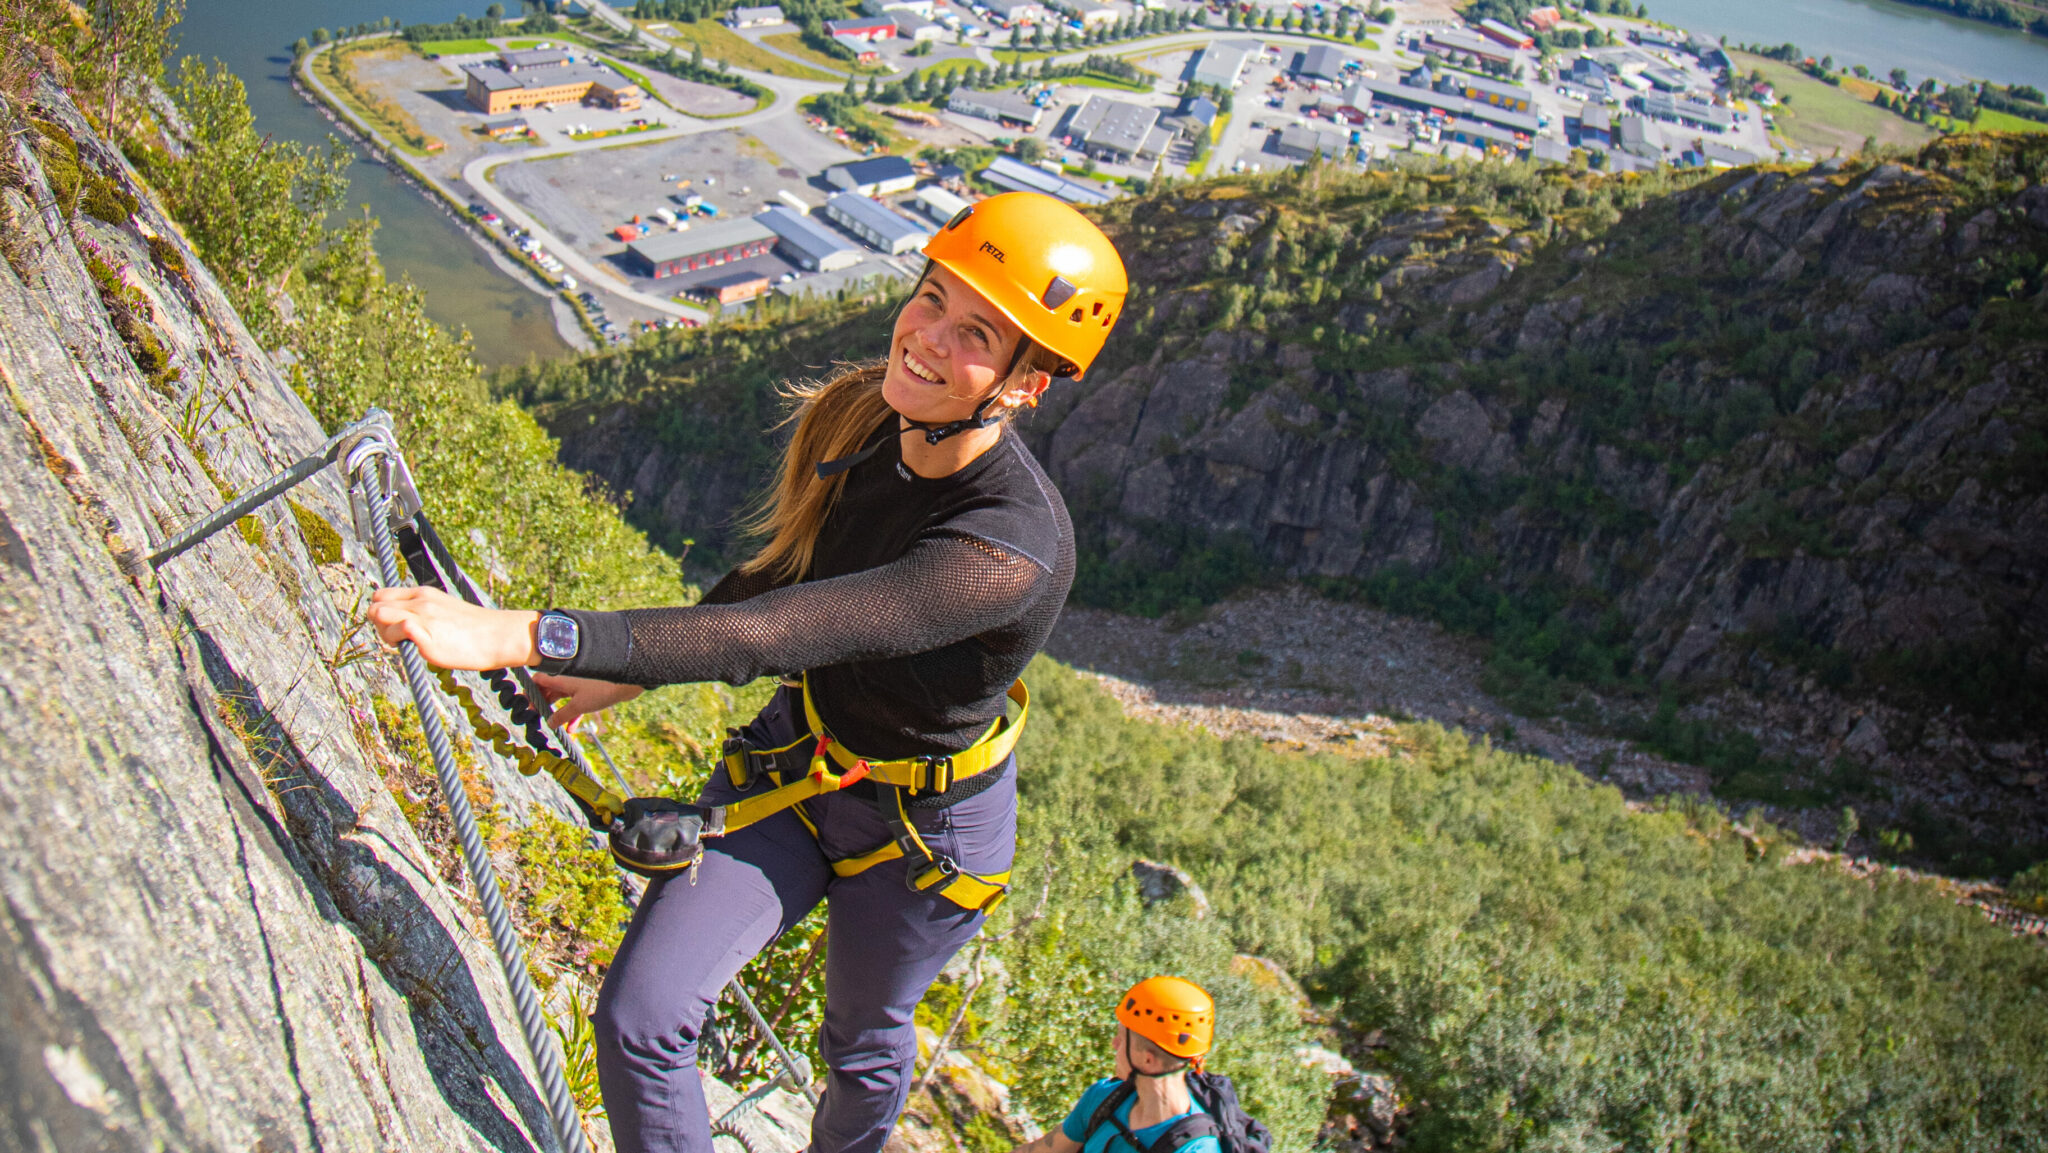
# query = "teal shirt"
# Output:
<box><xmin>1059</xmin><ymin>1079</ymin><xmax>1222</xmax><ymax>1153</ymax></box>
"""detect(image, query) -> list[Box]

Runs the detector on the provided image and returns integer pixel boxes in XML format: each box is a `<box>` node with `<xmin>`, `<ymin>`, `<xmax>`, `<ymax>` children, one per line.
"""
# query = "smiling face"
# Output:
<box><xmin>882</xmin><ymin>263</ymin><xmax>1031</xmax><ymax>427</ymax></box>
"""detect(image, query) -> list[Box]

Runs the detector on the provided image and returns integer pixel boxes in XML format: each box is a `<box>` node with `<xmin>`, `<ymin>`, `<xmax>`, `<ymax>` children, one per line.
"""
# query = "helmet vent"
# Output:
<box><xmin>946</xmin><ymin>206</ymin><xmax>974</xmax><ymax>230</ymax></box>
<box><xmin>1069</xmin><ymin>307</ymin><xmax>1084</xmax><ymax>323</ymax></box>
<box><xmin>1041</xmin><ymin>275</ymin><xmax>1079</xmax><ymax>310</ymax></box>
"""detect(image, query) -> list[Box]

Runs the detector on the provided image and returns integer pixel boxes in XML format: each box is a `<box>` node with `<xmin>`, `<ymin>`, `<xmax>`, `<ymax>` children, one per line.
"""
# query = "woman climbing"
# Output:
<box><xmin>366</xmin><ymin>191</ymin><xmax>1127</xmax><ymax>1153</ymax></box>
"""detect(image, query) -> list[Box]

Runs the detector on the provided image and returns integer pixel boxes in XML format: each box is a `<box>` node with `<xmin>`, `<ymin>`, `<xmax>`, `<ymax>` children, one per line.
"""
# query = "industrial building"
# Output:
<box><xmin>827</xmin><ymin>14</ymin><xmax>897</xmax><ymax>42</ymax></box>
<box><xmin>947</xmin><ymin>87</ymin><xmax>1044</xmax><ymax>129</ymax></box>
<box><xmin>1476</xmin><ymin>17</ymin><xmax>1534</xmax><ymax>49</ymax></box>
<box><xmin>861</xmin><ymin>0</ymin><xmax>936</xmax><ymax>16</ymax></box>
<box><xmin>1613</xmin><ymin>113</ymin><xmax>1657</xmax><ymax>159</ymax></box>
<box><xmin>1294</xmin><ymin>45</ymin><xmax>1350</xmax><ymax>84</ymax></box>
<box><xmin>1191</xmin><ymin>40</ymin><xmax>1254</xmax><ymax>89</ymax></box>
<box><xmin>1053</xmin><ymin>0</ymin><xmax>1121</xmax><ymax>28</ymax></box>
<box><xmin>1330</xmin><ymin>72</ymin><xmax>1538</xmax><ymax>136</ymax></box>
<box><xmin>1443</xmin><ymin>116</ymin><xmax>1519</xmax><ymax>153</ymax></box>
<box><xmin>695</xmin><ymin>269</ymin><xmax>772</xmax><ymax>304</ymax></box>
<box><xmin>978</xmin><ymin>155</ymin><xmax>1113</xmax><ymax>204</ymax></box>
<box><xmin>756</xmin><ymin>205</ymin><xmax>864</xmax><ymax>272</ymax></box>
<box><xmin>985</xmin><ymin>0</ymin><xmax>1050</xmax><ymax>25</ymax></box>
<box><xmin>1433</xmin><ymin>70</ymin><xmax>1533</xmax><ymax>114</ymax></box>
<box><xmin>1423</xmin><ymin>29</ymin><xmax>1517</xmax><ymax>68</ymax></box>
<box><xmin>626</xmin><ymin>217</ymin><xmax>777</xmax><ymax>278</ymax></box>
<box><xmin>825</xmin><ymin>155</ymin><xmax>918</xmax><ymax>196</ymax></box>
<box><xmin>1273</xmin><ymin>124</ymin><xmax>1349</xmax><ymax>161</ymax></box>
<box><xmin>461</xmin><ymin>49</ymin><xmax>642</xmax><ymax>115</ymax></box>
<box><xmin>481</xmin><ymin>114</ymin><xmax>529</xmax><ymax>137</ymax></box>
<box><xmin>1064</xmin><ymin>97</ymin><xmax>1172</xmax><ymax>163</ymax></box>
<box><xmin>913</xmin><ymin>184</ymin><xmax>971</xmax><ymax>225</ymax></box>
<box><xmin>823</xmin><ymin>192</ymin><xmax>931</xmax><ymax>254</ymax></box>
<box><xmin>1163</xmin><ymin>94</ymin><xmax>1217</xmax><ymax>137</ymax></box>
<box><xmin>1638</xmin><ymin>91</ymin><xmax>1733</xmax><ymax>133</ymax></box>
<box><xmin>1572</xmin><ymin>103</ymin><xmax>1612</xmax><ymax>147</ymax></box>
<box><xmin>724</xmin><ymin>4</ymin><xmax>784</xmax><ymax>26</ymax></box>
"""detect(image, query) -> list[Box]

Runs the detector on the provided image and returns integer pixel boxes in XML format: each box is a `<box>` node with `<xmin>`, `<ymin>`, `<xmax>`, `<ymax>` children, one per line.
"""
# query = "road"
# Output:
<box><xmin>301</xmin><ymin>18</ymin><xmax>1466</xmax><ymax>327</ymax></box>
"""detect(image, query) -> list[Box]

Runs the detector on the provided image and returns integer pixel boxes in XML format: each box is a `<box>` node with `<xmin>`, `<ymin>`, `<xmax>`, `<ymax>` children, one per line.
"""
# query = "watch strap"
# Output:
<box><xmin>530</xmin><ymin>609</ymin><xmax>634</xmax><ymax>680</ymax></box>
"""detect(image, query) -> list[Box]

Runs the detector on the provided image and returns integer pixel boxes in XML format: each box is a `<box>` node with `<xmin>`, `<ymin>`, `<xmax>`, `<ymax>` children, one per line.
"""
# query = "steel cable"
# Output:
<box><xmin>357</xmin><ymin>457</ymin><xmax>593</xmax><ymax>1153</ymax></box>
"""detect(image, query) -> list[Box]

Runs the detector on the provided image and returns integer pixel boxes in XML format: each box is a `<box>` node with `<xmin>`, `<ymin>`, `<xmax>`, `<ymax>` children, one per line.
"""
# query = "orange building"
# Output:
<box><xmin>462</xmin><ymin>49</ymin><xmax>643</xmax><ymax>115</ymax></box>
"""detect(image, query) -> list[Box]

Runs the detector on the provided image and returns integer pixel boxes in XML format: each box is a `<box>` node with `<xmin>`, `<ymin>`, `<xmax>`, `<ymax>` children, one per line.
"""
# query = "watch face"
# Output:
<box><xmin>537</xmin><ymin>613</ymin><xmax>579</xmax><ymax>661</ymax></box>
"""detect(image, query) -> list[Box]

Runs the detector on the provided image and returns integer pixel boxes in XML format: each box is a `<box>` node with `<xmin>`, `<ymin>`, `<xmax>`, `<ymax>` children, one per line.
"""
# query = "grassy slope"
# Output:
<box><xmin>641</xmin><ymin>19</ymin><xmax>840</xmax><ymax>81</ymax></box>
<box><xmin>762</xmin><ymin>30</ymin><xmax>892</xmax><ymax>75</ymax></box>
<box><xmin>1000</xmin><ymin>658</ymin><xmax>2048</xmax><ymax>1151</ymax></box>
<box><xmin>1733</xmin><ymin>51</ymin><xmax>1937</xmax><ymax>154</ymax></box>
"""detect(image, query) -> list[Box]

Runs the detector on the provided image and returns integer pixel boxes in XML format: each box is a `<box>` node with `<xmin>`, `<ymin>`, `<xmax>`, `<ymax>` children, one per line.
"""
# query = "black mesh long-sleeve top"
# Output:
<box><xmin>555</xmin><ymin>420</ymin><xmax>1075</xmax><ymax>760</ymax></box>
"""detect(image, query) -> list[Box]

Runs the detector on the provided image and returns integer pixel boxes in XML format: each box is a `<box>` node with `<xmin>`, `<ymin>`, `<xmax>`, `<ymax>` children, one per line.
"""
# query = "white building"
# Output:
<box><xmin>824</xmin><ymin>155</ymin><xmax>918</xmax><ymax>197</ymax></box>
<box><xmin>824</xmin><ymin>192</ymin><xmax>931</xmax><ymax>254</ymax></box>
<box><xmin>724</xmin><ymin>4</ymin><xmax>785</xmax><ymax>27</ymax></box>
<box><xmin>861</xmin><ymin>0</ymin><xmax>938</xmax><ymax>17</ymax></box>
<box><xmin>914</xmin><ymin>184</ymin><xmax>972</xmax><ymax>224</ymax></box>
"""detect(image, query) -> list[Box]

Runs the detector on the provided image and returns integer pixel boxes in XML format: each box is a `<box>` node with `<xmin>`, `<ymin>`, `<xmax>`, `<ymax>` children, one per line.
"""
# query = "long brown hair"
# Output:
<box><xmin>741</xmin><ymin>341</ymin><xmax>1063</xmax><ymax>583</ymax></box>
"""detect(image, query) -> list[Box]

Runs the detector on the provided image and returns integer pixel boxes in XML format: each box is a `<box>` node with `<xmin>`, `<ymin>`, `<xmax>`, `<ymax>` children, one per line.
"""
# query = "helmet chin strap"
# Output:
<box><xmin>815</xmin><ymin>338</ymin><xmax>1051</xmax><ymax>478</ymax></box>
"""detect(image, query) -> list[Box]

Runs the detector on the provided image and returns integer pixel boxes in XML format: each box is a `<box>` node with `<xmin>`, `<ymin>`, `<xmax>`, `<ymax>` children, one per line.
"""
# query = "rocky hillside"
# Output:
<box><xmin>0</xmin><ymin>79</ymin><xmax>657</xmax><ymax>1151</ymax></box>
<box><xmin>1040</xmin><ymin>141</ymin><xmax>2046</xmax><ymax>718</ymax></box>
<box><xmin>518</xmin><ymin>139</ymin><xmax>2048</xmax><ymax>868</ymax></box>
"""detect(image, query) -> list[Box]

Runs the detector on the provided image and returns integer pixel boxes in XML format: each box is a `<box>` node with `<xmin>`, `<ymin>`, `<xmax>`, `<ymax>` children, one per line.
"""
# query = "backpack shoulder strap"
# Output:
<box><xmin>1081</xmin><ymin>1081</ymin><xmax>1139</xmax><ymax>1151</ymax></box>
<box><xmin>1143</xmin><ymin>1112</ymin><xmax>1222</xmax><ymax>1153</ymax></box>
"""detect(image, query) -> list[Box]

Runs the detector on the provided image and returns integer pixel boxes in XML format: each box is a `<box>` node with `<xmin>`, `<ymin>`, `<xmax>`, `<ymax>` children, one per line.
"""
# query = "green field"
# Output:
<box><xmin>1973</xmin><ymin>106</ymin><xmax>2048</xmax><ymax>133</ymax></box>
<box><xmin>641</xmin><ymin>20</ymin><xmax>839</xmax><ymax>81</ymax></box>
<box><xmin>411</xmin><ymin>38</ymin><xmax>496</xmax><ymax>56</ymax></box>
<box><xmin>1058</xmin><ymin>73</ymin><xmax>1154</xmax><ymax>93</ymax></box>
<box><xmin>1733</xmin><ymin>51</ymin><xmax>1937</xmax><ymax>155</ymax></box>
<box><xmin>763</xmin><ymin>31</ymin><xmax>893</xmax><ymax>75</ymax></box>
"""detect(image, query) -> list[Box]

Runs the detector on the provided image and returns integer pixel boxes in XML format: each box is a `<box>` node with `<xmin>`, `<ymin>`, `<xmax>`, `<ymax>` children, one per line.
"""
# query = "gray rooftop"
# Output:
<box><xmin>1276</xmin><ymin>124</ymin><xmax>1348</xmax><ymax>156</ymax></box>
<box><xmin>1342</xmin><ymin>76</ymin><xmax>1539</xmax><ymax>134</ymax></box>
<box><xmin>948</xmin><ymin>87</ymin><xmax>1042</xmax><ymax>122</ymax></box>
<box><xmin>1297</xmin><ymin>44</ymin><xmax>1349</xmax><ymax>80</ymax></box>
<box><xmin>626</xmin><ymin>217</ymin><xmax>777</xmax><ymax>264</ymax></box>
<box><xmin>1642</xmin><ymin>91</ymin><xmax>1733</xmax><ymax>127</ymax></box>
<box><xmin>1192</xmin><ymin>40</ymin><xmax>1254</xmax><ymax>85</ymax></box>
<box><xmin>824</xmin><ymin>192</ymin><xmax>930</xmax><ymax>245</ymax></box>
<box><xmin>979</xmin><ymin>155</ymin><xmax>1114</xmax><ymax>204</ymax></box>
<box><xmin>756</xmin><ymin>205</ymin><xmax>861</xmax><ymax>263</ymax></box>
<box><xmin>502</xmin><ymin>48</ymin><xmax>573</xmax><ymax>70</ymax></box>
<box><xmin>1067</xmin><ymin>96</ymin><xmax>1161</xmax><ymax>155</ymax></box>
<box><xmin>462</xmin><ymin>57</ymin><xmax>636</xmax><ymax>94</ymax></box>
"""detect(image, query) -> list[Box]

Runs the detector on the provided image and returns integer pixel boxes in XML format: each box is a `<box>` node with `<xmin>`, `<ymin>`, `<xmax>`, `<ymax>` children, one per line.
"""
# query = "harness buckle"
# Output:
<box><xmin>918</xmin><ymin>756</ymin><xmax>954</xmax><ymax>794</ymax></box>
<box><xmin>807</xmin><ymin>736</ymin><xmax>870</xmax><ymax>789</ymax></box>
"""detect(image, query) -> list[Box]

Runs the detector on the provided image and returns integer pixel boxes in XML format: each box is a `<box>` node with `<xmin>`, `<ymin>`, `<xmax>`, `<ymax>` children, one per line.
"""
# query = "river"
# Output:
<box><xmin>1643</xmin><ymin>0</ymin><xmax>2048</xmax><ymax>88</ymax></box>
<box><xmin>177</xmin><ymin>1</ymin><xmax>572</xmax><ymax>367</ymax></box>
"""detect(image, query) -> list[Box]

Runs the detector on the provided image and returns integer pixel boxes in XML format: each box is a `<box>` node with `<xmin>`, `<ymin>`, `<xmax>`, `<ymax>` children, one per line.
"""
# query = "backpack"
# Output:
<box><xmin>1081</xmin><ymin>1072</ymin><xmax>1273</xmax><ymax>1153</ymax></box>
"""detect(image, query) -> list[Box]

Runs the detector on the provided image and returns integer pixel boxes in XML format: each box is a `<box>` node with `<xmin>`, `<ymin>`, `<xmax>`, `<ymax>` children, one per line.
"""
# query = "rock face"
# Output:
<box><xmin>540</xmin><ymin>147</ymin><xmax>2046</xmax><ymax>737</ymax></box>
<box><xmin>1023</xmin><ymin>155</ymin><xmax>2047</xmax><ymax>701</ymax></box>
<box><xmin>0</xmin><ymin>84</ymin><xmax>573</xmax><ymax>1150</ymax></box>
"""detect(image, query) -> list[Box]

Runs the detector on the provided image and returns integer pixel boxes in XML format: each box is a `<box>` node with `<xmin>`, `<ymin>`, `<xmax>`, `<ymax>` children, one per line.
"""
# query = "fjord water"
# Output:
<box><xmin>178</xmin><ymin>0</ymin><xmax>2047</xmax><ymax>372</ymax></box>
<box><xmin>177</xmin><ymin>0</ymin><xmax>572</xmax><ymax>367</ymax></box>
<box><xmin>1643</xmin><ymin>0</ymin><xmax>2048</xmax><ymax>88</ymax></box>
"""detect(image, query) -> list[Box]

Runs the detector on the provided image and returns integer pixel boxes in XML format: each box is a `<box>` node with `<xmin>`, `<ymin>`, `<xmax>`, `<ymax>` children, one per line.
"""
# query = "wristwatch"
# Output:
<box><xmin>534</xmin><ymin>610</ymin><xmax>580</xmax><ymax>675</ymax></box>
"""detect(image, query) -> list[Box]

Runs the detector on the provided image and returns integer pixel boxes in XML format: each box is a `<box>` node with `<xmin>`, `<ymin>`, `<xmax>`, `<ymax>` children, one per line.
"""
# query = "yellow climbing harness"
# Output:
<box><xmin>436</xmin><ymin>660</ymin><xmax>1024</xmax><ymax>912</ymax></box>
<box><xmin>718</xmin><ymin>674</ymin><xmax>1027</xmax><ymax>913</ymax></box>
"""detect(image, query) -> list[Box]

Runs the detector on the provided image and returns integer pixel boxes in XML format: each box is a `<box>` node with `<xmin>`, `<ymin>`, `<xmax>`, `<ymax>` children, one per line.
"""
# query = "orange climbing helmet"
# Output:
<box><xmin>921</xmin><ymin>191</ymin><xmax>1128</xmax><ymax>380</ymax></box>
<box><xmin>1117</xmin><ymin>976</ymin><xmax>1215</xmax><ymax>1064</ymax></box>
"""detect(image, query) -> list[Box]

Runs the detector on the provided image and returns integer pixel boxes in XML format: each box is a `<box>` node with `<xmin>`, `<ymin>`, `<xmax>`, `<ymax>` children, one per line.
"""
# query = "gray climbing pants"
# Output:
<box><xmin>593</xmin><ymin>686</ymin><xmax>1017</xmax><ymax>1153</ymax></box>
